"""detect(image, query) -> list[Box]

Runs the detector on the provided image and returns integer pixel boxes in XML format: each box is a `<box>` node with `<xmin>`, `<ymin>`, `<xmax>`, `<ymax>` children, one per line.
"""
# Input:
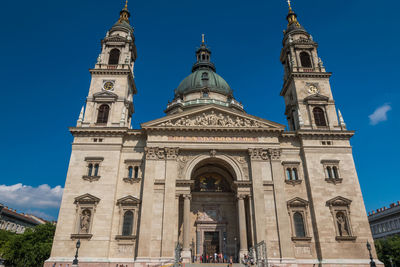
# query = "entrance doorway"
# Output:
<box><xmin>204</xmin><ymin>231</ymin><xmax>219</xmax><ymax>261</ymax></box>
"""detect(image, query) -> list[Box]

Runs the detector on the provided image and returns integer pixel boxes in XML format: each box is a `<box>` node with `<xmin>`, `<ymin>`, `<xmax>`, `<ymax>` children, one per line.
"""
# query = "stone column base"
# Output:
<box><xmin>239</xmin><ymin>249</ymin><xmax>248</xmax><ymax>261</ymax></box>
<box><xmin>181</xmin><ymin>249</ymin><xmax>192</xmax><ymax>263</ymax></box>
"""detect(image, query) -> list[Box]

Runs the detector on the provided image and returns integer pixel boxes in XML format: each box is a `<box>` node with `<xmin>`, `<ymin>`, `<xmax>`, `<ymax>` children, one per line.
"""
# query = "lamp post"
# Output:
<box><xmin>234</xmin><ymin>236</ymin><xmax>237</xmax><ymax>263</ymax></box>
<box><xmin>366</xmin><ymin>241</ymin><xmax>376</xmax><ymax>267</ymax></box>
<box><xmin>72</xmin><ymin>239</ymin><xmax>81</xmax><ymax>266</ymax></box>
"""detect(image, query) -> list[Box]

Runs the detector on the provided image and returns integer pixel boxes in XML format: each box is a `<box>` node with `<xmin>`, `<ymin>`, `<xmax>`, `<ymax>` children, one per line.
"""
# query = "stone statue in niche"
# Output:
<box><xmin>80</xmin><ymin>209</ymin><xmax>91</xmax><ymax>234</ymax></box>
<box><xmin>336</xmin><ymin>212</ymin><xmax>350</xmax><ymax>236</ymax></box>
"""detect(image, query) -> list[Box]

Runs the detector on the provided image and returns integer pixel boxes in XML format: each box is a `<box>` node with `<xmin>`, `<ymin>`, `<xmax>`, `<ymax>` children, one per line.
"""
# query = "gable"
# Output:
<box><xmin>303</xmin><ymin>93</ymin><xmax>329</xmax><ymax>103</ymax></box>
<box><xmin>287</xmin><ymin>197</ymin><xmax>309</xmax><ymax>208</ymax></box>
<box><xmin>74</xmin><ymin>193</ymin><xmax>101</xmax><ymax>204</ymax></box>
<box><xmin>93</xmin><ymin>91</ymin><xmax>118</xmax><ymax>101</ymax></box>
<box><xmin>117</xmin><ymin>195</ymin><xmax>141</xmax><ymax>206</ymax></box>
<box><xmin>326</xmin><ymin>196</ymin><xmax>352</xmax><ymax>207</ymax></box>
<box><xmin>142</xmin><ymin>105</ymin><xmax>285</xmax><ymax>131</ymax></box>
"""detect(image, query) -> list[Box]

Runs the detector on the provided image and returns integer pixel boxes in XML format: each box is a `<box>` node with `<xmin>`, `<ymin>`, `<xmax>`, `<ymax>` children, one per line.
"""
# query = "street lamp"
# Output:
<box><xmin>72</xmin><ymin>239</ymin><xmax>81</xmax><ymax>266</ymax></box>
<box><xmin>366</xmin><ymin>241</ymin><xmax>376</xmax><ymax>267</ymax></box>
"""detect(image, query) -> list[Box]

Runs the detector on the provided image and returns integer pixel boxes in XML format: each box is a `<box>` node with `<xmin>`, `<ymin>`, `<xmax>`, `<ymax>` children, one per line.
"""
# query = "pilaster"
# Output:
<box><xmin>248</xmin><ymin>148</ymin><xmax>268</xmax><ymax>244</ymax></box>
<box><xmin>268</xmin><ymin>148</ymin><xmax>295</xmax><ymax>259</ymax></box>
<box><xmin>161</xmin><ymin>148</ymin><xmax>179</xmax><ymax>258</ymax></box>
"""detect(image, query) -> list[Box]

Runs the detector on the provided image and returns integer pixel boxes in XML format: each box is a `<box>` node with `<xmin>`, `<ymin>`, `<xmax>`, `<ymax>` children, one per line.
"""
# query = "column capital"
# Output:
<box><xmin>268</xmin><ymin>148</ymin><xmax>281</xmax><ymax>161</ymax></box>
<box><xmin>248</xmin><ymin>148</ymin><xmax>269</xmax><ymax>161</ymax></box>
<box><xmin>165</xmin><ymin>147</ymin><xmax>180</xmax><ymax>160</ymax></box>
<box><xmin>237</xmin><ymin>194</ymin><xmax>248</xmax><ymax>200</ymax></box>
<box><xmin>145</xmin><ymin>147</ymin><xmax>180</xmax><ymax>160</ymax></box>
<box><xmin>183</xmin><ymin>194</ymin><xmax>192</xmax><ymax>200</ymax></box>
<box><xmin>144</xmin><ymin>147</ymin><xmax>165</xmax><ymax>160</ymax></box>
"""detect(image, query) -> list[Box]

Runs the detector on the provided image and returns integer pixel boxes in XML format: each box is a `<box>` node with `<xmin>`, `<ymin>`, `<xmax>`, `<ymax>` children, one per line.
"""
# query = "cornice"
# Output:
<box><xmin>70</xmin><ymin>127</ymin><xmax>128</xmax><ymax>137</ymax></box>
<box><xmin>90</xmin><ymin>68</ymin><xmax>133</xmax><ymax>76</ymax></box>
<box><xmin>280</xmin><ymin>72</ymin><xmax>332</xmax><ymax>96</ymax></box>
<box><xmin>142</xmin><ymin>126</ymin><xmax>283</xmax><ymax>133</ymax></box>
<box><xmin>296</xmin><ymin>130</ymin><xmax>355</xmax><ymax>139</ymax></box>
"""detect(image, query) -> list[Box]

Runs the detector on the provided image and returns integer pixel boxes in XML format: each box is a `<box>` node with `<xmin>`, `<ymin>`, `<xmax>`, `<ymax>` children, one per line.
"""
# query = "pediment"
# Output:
<box><xmin>74</xmin><ymin>193</ymin><xmax>100</xmax><ymax>204</ymax></box>
<box><xmin>326</xmin><ymin>196</ymin><xmax>352</xmax><ymax>207</ymax></box>
<box><xmin>116</xmin><ymin>195</ymin><xmax>141</xmax><ymax>206</ymax></box>
<box><xmin>142</xmin><ymin>105</ymin><xmax>285</xmax><ymax>131</ymax></box>
<box><xmin>105</xmin><ymin>35</ymin><xmax>127</xmax><ymax>43</ymax></box>
<box><xmin>304</xmin><ymin>93</ymin><xmax>329</xmax><ymax>103</ymax></box>
<box><xmin>287</xmin><ymin>197</ymin><xmax>309</xmax><ymax>208</ymax></box>
<box><xmin>93</xmin><ymin>91</ymin><xmax>118</xmax><ymax>100</ymax></box>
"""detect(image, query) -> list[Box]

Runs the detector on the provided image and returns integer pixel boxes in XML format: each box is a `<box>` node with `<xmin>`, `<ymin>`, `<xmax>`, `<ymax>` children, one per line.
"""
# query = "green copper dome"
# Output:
<box><xmin>175</xmin><ymin>69</ymin><xmax>232</xmax><ymax>96</ymax></box>
<box><xmin>175</xmin><ymin>38</ymin><xmax>233</xmax><ymax>97</ymax></box>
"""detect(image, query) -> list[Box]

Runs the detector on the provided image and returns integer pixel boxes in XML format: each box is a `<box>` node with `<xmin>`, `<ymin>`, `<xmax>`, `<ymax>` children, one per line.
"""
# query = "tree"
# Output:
<box><xmin>375</xmin><ymin>235</ymin><xmax>400</xmax><ymax>267</ymax></box>
<box><xmin>0</xmin><ymin>223</ymin><xmax>56</xmax><ymax>267</ymax></box>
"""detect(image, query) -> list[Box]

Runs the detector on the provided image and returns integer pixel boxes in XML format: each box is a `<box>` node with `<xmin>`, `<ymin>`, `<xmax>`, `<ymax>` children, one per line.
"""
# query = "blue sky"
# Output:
<box><xmin>0</xmin><ymin>0</ymin><xmax>398</xmax><ymax>220</ymax></box>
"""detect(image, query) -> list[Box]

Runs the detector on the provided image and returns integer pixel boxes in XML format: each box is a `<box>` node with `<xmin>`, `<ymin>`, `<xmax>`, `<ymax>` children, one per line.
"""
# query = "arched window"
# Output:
<box><xmin>109</xmin><ymin>49</ymin><xmax>120</xmax><ymax>65</ymax></box>
<box><xmin>292</xmin><ymin>168</ymin><xmax>298</xmax><ymax>180</ymax></box>
<box><xmin>94</xmin><ymin>164</ymin><xmax>99</xmax><ymax>176</ymax></box>
<box><xmin>134</xmin><ymin>166</ymin><xmax>139</xmax><ymax>179</ymax></box>
<box><xmin>300</xmin><ymin>52</ymin><xmax>312</xmax><ymax>68</ymax></box>
<box><xmin>313</xmin><ymin>107</ymin><xmax>327</xmax><ymax>126</ymax></box>
<box><xmin>88</xmin><ymin>163</ymin><xmax>93</xmax><ymax>176</ymax></box>
<box><xmin>293</xmin><ymin>212</ymin><xmax>306</xmax><ymax>237</ymax></box>
<box><xmin>326</xmin><ymin>166</ymin><xmax>333</xmax><ymax>179</ymax></box>
<box><xmin>122</xmin><ymin>211</ymin><xmax>134</xmax><ymax>236</ymax></box>
<box><xmin>128</xmin><ymin>166</ymin><xmax>133</xmax><ymax>179</ymax></box>
<box><xmin>333</xmin><ymin>166</ymin><xmax>339</xmax><ymax>179</ymax></box>
<box><xmin>97</xmin><ymin>104</ymin><xmax>110</xmax><ymax>124</ymax></box>
<box><xmin>201</xmin><ymin>54</ymin><xmax>205</xmax><ymax>60</ymax></box>
<box><xmin>286</xmin><ymin>168</ymin><xmax>293</xmax><ymax>180</ymax></box>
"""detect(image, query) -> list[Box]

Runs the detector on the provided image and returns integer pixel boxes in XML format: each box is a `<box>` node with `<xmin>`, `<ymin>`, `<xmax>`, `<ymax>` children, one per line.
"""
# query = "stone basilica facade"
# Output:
<box><xmin>46</xmin><ymin>2</ymin><xmax>381</xmax><ymax>267</ymax></box>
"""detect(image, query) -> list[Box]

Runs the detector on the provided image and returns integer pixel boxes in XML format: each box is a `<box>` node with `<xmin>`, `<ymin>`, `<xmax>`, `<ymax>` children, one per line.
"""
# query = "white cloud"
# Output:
<box><xmin>369</xmin><ymin>103</ymin><xmax>392</xmax><ymax>125</ymax></box>
<box><xmin>0</xmin><ymin>183</ymin><xmax>63</xmax><ymax>211</ymax></box>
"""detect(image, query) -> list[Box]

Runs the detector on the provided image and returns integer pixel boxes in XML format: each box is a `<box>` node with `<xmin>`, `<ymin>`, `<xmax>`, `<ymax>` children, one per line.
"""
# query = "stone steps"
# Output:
<box><xmin>184</xmin><ymin>264</ymin><xmax>243</xmax><ymax>267</ymax></box>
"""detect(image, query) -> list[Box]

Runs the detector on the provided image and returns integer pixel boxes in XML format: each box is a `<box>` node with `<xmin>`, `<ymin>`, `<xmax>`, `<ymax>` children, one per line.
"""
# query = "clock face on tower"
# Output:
<box><xmin>307</xmin><ymin>84</ymin><xmax>319</xmax><ymax>94</ymax></box>
<box><xmin>103</xmin><ymin>80</ymin><xmax>115</xmax><ymax>91</ymax></box>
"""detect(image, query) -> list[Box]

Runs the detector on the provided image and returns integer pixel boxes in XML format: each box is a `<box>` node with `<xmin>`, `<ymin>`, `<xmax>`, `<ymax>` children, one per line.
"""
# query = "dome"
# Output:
<box><xmin>110</xmin><ymin>20</ymin><xmax>133</xmax><ymax>33</ymax></box>
<box><xmin>175</xmin><ymin>69</ymin><xmax>232</xmax><ymax>96</ymax></box>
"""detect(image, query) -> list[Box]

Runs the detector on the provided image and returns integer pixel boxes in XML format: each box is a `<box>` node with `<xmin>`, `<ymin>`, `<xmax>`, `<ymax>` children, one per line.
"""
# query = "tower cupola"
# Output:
<box><xmin>284</xmin><ymin>0</ymin><xmax>307</xmax><ymax>37</ymax></box>
<box><xmin>192</xmin><ymin>34</ymin><xmax>216</xmax><ymax>72</ymax></box>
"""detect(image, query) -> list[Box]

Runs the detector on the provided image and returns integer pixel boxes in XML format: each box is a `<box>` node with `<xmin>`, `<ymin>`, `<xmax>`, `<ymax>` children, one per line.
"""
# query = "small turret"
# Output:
<box><xmin>192</xmin><ymin>34</ymin><xmax>216</xmax><ymax>72</ymax></box>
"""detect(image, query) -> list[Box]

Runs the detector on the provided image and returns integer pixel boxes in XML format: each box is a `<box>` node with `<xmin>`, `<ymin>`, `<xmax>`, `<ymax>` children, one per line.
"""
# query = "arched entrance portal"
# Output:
<box><xmin>187</xmin><ymin>158</ymin><xmax>241</xmax><ymax>263</ymax></box>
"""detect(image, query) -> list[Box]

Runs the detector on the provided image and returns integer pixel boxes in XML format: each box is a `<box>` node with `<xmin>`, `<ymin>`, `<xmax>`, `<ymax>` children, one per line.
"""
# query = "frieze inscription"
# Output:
<box><xmin>169</xmin><ymin>136</ymin><xmax>258</xmax><ymax>142</ymax></box>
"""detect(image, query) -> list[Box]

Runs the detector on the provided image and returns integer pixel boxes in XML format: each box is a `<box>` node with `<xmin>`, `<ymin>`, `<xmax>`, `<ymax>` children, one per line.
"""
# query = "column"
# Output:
<box><xmin>237</xmin><ymin>195</ymin><xmax>248</xmax><ymax>257</ymax></box>
<box><xmin>181</xmin><ymin>194</ymin><xmax>192</xmax><ymax>262</ymax></box>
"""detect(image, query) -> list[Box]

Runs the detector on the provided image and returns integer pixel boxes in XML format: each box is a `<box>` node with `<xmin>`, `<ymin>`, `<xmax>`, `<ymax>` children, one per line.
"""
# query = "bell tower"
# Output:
<box><xmin>280</xmin><ymin>1</ymin><xmax>345</xmax><ymax>131</ymax></box>
<box><xmin>77</xmin><ymin>0</ymin><xmax>137</xmax><ymax>128</ymax></box>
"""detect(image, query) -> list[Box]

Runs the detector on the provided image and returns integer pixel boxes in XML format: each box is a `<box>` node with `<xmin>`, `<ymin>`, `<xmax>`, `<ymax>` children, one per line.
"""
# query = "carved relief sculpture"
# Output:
<box><xmin>160</xmin><ymin>111</ymin><xmax>265</xmax><ymax>128</ymax></box>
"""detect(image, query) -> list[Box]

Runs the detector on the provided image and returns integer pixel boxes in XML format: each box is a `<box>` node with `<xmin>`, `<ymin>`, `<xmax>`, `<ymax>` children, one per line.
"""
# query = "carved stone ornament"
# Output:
<box><xmin>268</xmin><ymin>149</ymin><xmax>281</xmax><ymax>161</ymax></box>
<box><xmin>165</xmin><ymin>147</ymin><xmax>180</xmax><ymax>160</ymax></box>
<box><xmin>234</xmin><ymin>156</ymin><xmax>249</xmax><ymax>179</ymax></box>
<box><xmin>177</xmin><ymin>156</ymin><xmax>189</xmax><ymax>179</ymax></box>
<box><xmin>210</xmin><ymin>149</ymin><xmax>217</xmax><ymax>157</ymax></box>
<box><xmin>145</xmin><ymin>147</ymin><xmax>179</xmax><ymax>160</ymax></box>
<box><xmin>248</xmin><ymin>148</ymin><xmax>269</xmax><ymax>161</ymax></box>
<box><xmin>159</xmin><ymin>111</ymin><xmax>265</xmax><ymax>128</ymax></box>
